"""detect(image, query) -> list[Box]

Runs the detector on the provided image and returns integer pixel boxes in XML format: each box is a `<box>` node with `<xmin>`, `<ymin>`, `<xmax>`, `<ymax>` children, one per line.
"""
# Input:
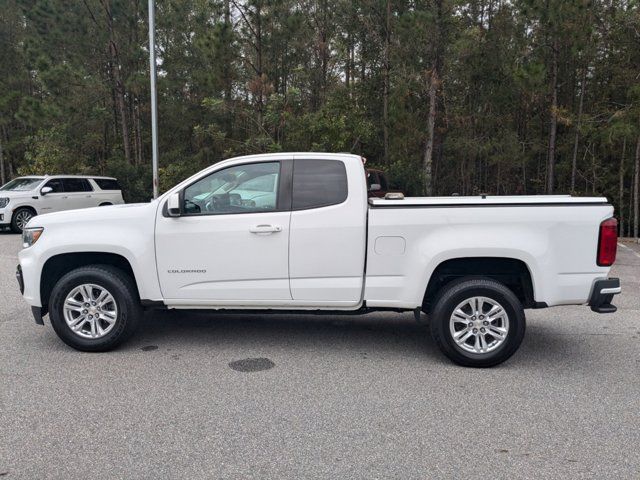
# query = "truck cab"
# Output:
<box><xmin>159</xmin><ymin>153</ymin><xmax>367</xmax><ymax>307</ymax></box>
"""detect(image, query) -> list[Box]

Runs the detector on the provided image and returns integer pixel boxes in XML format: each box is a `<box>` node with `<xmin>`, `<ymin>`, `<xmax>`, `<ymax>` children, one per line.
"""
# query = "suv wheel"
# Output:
<box><xmin>11</xmin><ymin>207</ymin><xmax>35</xmax><ymax>233</ymax></box>
<box><xmin>429</xmin><ymin>278</ymin><xmax>526</xmax><ymax>367</ymax></box>
<box><xmin>49</xmin><ymin>265</ymin><xmax>142</xmax><ymax>351</ymax></box>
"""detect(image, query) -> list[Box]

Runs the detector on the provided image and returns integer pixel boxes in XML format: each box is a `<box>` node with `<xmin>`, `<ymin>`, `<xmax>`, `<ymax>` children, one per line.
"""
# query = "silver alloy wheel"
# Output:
<box><xmin>449</xmin><ymin>296</ymin><xmax>509</xmax><ymax>354</ymax></box>
<box><xmin>63</xmin><ymin>284</ymin><xmax>118</xmax><ymax>339</ymax></box>
<box><xmin>14</xmin><ymin>210</ymin><xmax>33</xmax><ymax>230</ymax></box>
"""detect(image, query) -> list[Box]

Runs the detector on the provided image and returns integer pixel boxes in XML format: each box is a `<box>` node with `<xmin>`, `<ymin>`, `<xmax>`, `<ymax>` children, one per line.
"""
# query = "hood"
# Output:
<box><xmin>0</xmin><ymin>189</ymin><xmax>36</xmax><ymax>199</ymax></box>
<box><xmin>27</xmin><ymin>202</ymin><xmax>158</xmax><ymax>228</ymax></box>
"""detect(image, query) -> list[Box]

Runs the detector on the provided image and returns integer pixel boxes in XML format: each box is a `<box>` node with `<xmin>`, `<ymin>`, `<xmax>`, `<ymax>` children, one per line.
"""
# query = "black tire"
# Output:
<box><xmin>11</xmin><ymin>207</ymin><xmax>35</xmax><ymax>233</ymax></box>
<box><xmin>429</xmin><ymin>278</ymin><xmax>526</xmax><ymax>368</ymax></box>
<box><xmin>99</xmin><ymin>202</ymin><xmax>113</xmax><ymax>206</ymax></box>
<box><xmin>48</xmin><ymin>265</ymin><xmax>142</xmax><ymax>352</ymax></box>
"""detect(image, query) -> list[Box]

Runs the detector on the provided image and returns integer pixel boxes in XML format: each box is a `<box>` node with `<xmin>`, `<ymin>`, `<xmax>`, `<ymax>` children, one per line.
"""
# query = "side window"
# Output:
<box><xmin>292</xmin><ymin>160</ymin><xmax>348</xmax><ymax>210</ymax></box>
<box><xmin>183</xmin><ymin>162</ymin><xmax>280</xmax><ymax>215</ymax></box>
<box><xmin>63</xmin><ymin>178</ymin><xmax>92</xmax><ymax>192</ymax></box>
<box><xmin>94</xmin><ymin>179</ymin><xmax>121</xmax><ymax>191</ymax></box>
<box><xmin>44</xmin><ymin>179</ymin><xmax>64</xmax><ymax>193</ymax></box>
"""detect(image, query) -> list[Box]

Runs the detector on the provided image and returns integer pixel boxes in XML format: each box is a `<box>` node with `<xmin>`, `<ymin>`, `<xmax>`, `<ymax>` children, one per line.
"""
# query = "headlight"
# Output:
<box><xmin>0</xmin><ymin>198</ymin><xmax>9</xmax><ymax>208</ymax></box>
<box><xmin>22</xmin><ymin>227</ymin><xmax>44</xmax><ymax>248</ymax></box>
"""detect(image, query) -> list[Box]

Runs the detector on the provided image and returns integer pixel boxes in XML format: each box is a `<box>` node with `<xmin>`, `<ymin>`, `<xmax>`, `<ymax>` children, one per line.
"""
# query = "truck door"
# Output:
<box><xmin>288</xmin><ymin>155</ymin><xmax>368</xmax><ymax>306</ymax></box>
<box><xmin>155</xmin><ymin>160</ymin><xmax>292</xmax><ymax>303</ymax></box>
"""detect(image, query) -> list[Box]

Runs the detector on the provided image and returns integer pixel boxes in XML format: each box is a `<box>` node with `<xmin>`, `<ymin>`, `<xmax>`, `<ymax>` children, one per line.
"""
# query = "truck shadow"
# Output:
<box><xmin>121</xmin><ymin>309</ymin><xmax>579</xmax><ymax>368</ymax></box>
<box><xmin>131</xmin><ymin>309</ymin><xmax>442</xmax><ymax>362</ymax></box>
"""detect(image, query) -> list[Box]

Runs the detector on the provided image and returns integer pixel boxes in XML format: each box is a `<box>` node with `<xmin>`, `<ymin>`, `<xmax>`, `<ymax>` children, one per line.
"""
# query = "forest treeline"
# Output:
<box><xmin>1</xmin><ymin>0</ymin><xmax>640</xmax><ymax>235</ymax></box>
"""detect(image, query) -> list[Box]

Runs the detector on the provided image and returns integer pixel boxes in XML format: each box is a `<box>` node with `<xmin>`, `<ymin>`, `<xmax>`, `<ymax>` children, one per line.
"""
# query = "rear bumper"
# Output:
<box><xmin>588</xmin><ymin>278</ymin><xmax>620</xmax><ymax>313</ymax></box>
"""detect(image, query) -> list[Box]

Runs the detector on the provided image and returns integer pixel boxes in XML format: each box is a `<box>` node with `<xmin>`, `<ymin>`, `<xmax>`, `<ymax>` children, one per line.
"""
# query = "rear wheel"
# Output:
<box><xmin>429</xmin><ymin>278</ymin><xmax>526</xmax><ymax>367</ymax></box>
<box><xmin>11</xmin><ymin>207</ymin><xmax>35</xmax><ymax>233</ymax></box>
<box><xmin>48</xmin><ymin>265</ymin><xmax>142</xmax><ymax>351</ymax></box>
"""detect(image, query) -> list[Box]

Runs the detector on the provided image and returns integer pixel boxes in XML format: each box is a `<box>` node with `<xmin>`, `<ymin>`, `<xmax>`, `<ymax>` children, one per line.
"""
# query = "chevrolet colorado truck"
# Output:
<box><xmin>16</xmin><ymin>153</ymin><xmax>621</xmax><ymax>367</ymax></box>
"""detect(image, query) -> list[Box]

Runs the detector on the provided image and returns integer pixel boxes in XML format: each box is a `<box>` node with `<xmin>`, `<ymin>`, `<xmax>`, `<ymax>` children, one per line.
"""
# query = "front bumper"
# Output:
<box><xmin>588</xmin><ymin>278</ymin><xmax>621</xmax><ymax>313</ymax></box>
<box><xmin>16</xmin><ymin>264</ymin><xmax>44</xmax><ymax>325</ymax></box>
<box><xmin>16</xmin><ymin>265</ymin><xmax>24</xmax><ymax>295</ymax></box>
<box><xmin>16</xmin><ymin>264</ymin><xmax>24</xmax><ymax>294</ymax></box>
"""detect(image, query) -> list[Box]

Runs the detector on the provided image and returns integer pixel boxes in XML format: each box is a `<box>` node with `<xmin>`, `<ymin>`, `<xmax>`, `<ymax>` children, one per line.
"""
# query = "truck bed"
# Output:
<box><xmin>365</xmin><ymin>195</ymin><xmax>613</xmax><ymax>310</ymax></box>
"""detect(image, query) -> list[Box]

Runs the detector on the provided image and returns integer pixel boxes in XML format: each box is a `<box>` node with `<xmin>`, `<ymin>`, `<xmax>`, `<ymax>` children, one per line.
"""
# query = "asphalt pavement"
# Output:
<box><xmin>1</xmin><ymin>232</ymin><xmax>639</xmax><ymax>479</ymax></box>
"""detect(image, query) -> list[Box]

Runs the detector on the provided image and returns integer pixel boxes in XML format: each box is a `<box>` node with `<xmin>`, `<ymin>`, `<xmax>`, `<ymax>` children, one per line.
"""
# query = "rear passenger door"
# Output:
<box><xmin>288</xmin><ymin>156</ymin><xmax>368</xmax><ymax>306</ymax></box>
<box><xmin>61</xmin><ymin>178</ymin><xmax>94</xmax><ymax>210</ymax></box>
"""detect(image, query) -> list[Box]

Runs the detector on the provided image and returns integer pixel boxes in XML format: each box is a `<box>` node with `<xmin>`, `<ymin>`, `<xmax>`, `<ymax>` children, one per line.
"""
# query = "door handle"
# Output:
<box><xmin>249</xmin><ymin>224</ymin><xmax>282</xmax><ymax>234</ymax></box>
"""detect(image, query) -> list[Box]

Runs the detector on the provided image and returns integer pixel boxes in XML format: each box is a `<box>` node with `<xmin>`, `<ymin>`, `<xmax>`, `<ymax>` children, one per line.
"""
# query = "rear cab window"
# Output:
<box><xmin>367</xmin><ymin>171</ymin><xmax>379</xmax><ymax>189</ymax></box>
<box><xmin>292</xmin><ymin>159</ymin><xmax>348</xmax><ymax>210</ymax></box>
<box><xmin>378</xmin><ymin>173</ymin><xmax>388</xmax><ymax>190</ymax></box>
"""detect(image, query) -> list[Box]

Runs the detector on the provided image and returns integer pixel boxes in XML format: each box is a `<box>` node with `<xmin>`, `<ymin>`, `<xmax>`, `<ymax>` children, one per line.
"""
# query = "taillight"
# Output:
<box><xmin>597</xmin><ymin>217</ymin><xmax>617</xmax><ymax>266</ymax></box>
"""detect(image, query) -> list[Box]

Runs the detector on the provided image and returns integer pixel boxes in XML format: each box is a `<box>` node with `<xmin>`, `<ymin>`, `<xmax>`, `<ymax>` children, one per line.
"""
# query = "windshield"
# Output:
<box><xmin>0</xmin><ymin>178</ymin><xmax>43</xmax><ymax>192</ymax></box>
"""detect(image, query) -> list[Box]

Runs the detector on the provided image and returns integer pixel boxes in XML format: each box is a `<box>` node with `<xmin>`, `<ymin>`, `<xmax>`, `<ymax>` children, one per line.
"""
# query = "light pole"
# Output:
<box><xmin>148</xmin><ymin>0</ymin><xmax>159</xmax><ymax>199</ymax></box>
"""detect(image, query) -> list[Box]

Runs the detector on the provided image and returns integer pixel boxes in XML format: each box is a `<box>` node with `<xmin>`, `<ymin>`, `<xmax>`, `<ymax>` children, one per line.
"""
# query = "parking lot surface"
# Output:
<box><xmin>1</xmin><ymin>232</ymin><xmax>639</xmax><ymax>479</ymax></box>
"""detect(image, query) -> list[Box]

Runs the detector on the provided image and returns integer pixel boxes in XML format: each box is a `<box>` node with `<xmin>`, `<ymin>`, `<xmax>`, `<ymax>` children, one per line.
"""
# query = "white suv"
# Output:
<box><xmin>0</xmin><ymin>175</ymin><xmax>124</xmax><ymax>233</ymax></box>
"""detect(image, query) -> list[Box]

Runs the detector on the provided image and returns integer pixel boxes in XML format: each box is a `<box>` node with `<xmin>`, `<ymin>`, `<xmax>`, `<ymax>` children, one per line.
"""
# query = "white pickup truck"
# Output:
<box><xmin>16</xmin><ymin>153</ymin><xmax>620</xmax><ymax>367</ymax></box>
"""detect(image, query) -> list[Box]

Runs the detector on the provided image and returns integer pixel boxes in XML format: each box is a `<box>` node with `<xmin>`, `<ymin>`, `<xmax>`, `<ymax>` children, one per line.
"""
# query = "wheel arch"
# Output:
<box><xmin>40</xmin><ymin>252</ymin><xmax>140</xmax><ymax>315</ymax></box>
<box><xmin>12</xmin><ymin>204</ymin><xmax>38</xmax><ymax>221</ymax></box>
<box><xmin>10</xmin><ymin>205</ymin><xmax>38</xmax><ymax>232</ymax></box>
<box><xmin>422</xmin><ymin>257</ymin><xmax>537</xmax><ymax>313</ymax></box>
<box><xmin>13</xmin><ymin>204</ymin><xmax>38</xmax><ymax>214</ymax></box>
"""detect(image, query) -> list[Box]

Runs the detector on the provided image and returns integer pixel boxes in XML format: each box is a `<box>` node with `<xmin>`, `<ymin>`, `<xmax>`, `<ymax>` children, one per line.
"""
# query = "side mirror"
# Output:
<box><xmin>369</xmin><ymin>183</ymin><xmax>381</xmax><ymax>192</ymax></box>
<box><xmin>167</xmin><ymin>192</ymin><xmax>181</xmax><ymax>217</ymax></box>
<box><xmin>40</xmin><ymin>186</ymin><xmax>53</xmax><ymax>196</ymax></box>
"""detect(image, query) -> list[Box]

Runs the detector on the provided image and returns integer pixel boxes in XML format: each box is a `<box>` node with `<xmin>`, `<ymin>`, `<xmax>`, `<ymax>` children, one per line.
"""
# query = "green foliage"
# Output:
<box><xmin>101</xmin><ymin>158</ymin><xmax>150</xmax><ymax>203</ymax></box>
<box><xmin>0</xmin><ymin>0</ymin><xmax>638</xmax><ymax>231</ymax></box>
<box><xmin>20</xmin><ymin>128</ymin><xmax>83</xmax><ymax>175</ymax></box>
<box><xmin>277</xmin><ymin>89</ymin><xmax>375</xmax><ymax>153</ymax></box>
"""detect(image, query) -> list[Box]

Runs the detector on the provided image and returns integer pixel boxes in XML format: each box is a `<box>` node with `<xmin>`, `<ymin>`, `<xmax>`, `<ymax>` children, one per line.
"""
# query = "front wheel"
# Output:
<box><xmin>49</xmin><ymin>265</ymin><xmax>142</xmax><ymax>351</ymax></box>
<box><xmin>11</xmin><ymin>207</ymin><xmax>35</xmax><ymax>233</ymax></box>
<box><xmin>429</xmin><ymin>278</ymin><xmax>526</xmax><ymax>367</ymax></box>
